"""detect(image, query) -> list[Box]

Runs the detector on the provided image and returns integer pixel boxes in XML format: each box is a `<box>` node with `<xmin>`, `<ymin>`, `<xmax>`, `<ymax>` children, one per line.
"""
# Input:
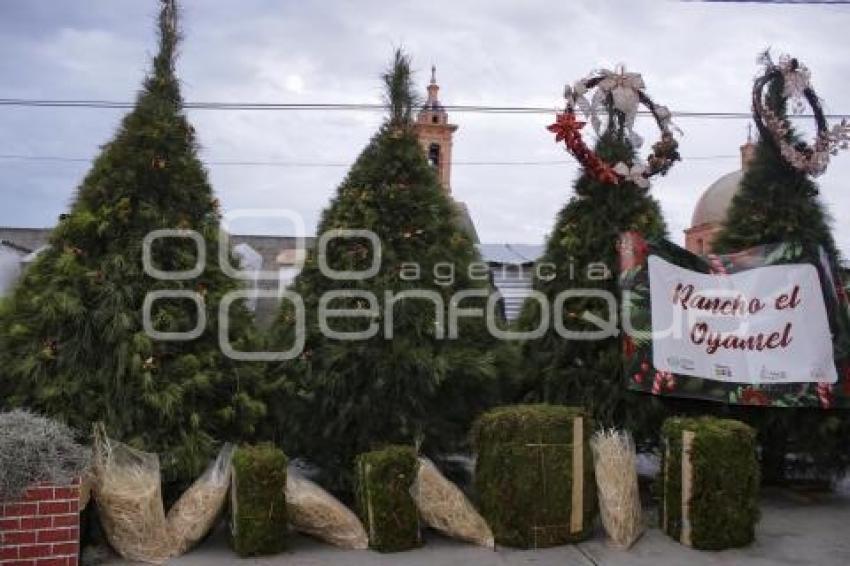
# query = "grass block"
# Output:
<box><xmin>472</xmin><ymin>404</ymin><xmax>596</xmax><ymax>548</ymax></box>
<box><xmin>355</xmin><ymin>445</ymin><xmax>421</xmax><ymax>552</ymax></box>
<box><xmin>230</xmin><ymin>443</ymin><xmax>288</xmax><ymax>557</ymax></box>
<box><xmin>660</xmin><ymin>417</ymin><xmax>760</xmax><ymax>550</ymax></box>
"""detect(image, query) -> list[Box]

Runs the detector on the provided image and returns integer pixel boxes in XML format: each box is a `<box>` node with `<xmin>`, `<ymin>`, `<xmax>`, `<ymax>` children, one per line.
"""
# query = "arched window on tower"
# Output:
<box><xmin>428</xmin><ymin>143</ymin><xmax>441</xmax><ymax>169</ymax></box>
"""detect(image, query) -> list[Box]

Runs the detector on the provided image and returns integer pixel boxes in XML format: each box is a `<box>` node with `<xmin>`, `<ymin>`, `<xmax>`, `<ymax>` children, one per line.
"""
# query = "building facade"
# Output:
<box><xmin>684</xmin><ymin>136</ymin><xmax>756</xmax><ymax>255</ymax></box>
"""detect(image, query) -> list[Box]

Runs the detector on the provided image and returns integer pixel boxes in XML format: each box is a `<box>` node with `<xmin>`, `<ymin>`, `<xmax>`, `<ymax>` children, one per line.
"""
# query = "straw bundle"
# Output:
<box><xmin>78</xmin><ymin>471</ymin><xmax>92</xmax><ymax>511</ymax></box>
<box><xmin>590</xmin><ymin>429</ymin><xmax>643</xmax><ymax>549</ymax></box>
<box><xmin>95</xmin><ymin>452</ymin><xmax>172</xmax><ymax>564</ymax></box>
<box><xmin>167</xmin><ymin>484</ymin><xmax>227</xmax><ymax>554</ymax></box>
<box><xmin>410</xmin><ymin>458</ymin><xmax>494</xmax><ymax>548</ymax></box>
<box><xmin>93</xmin><ymin>441</ymin><xmax>173</xmax><ymax>564</ymax></box>
<box><xmin>286</xmin><ymin>468</ymin><xmax>368</xmax><ymax>549</ymax></box>
<box><xmin>166</xmin><ymin>444</ymin><xmax>233</xmax><ymax>556</ymax></box>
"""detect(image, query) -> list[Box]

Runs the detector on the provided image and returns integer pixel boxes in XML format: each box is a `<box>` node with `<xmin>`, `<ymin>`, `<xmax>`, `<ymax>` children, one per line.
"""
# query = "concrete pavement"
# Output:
<box><xmin>103</xmin><ymin>488</ymin><xmax>850</xmax><ymax>566</ymax></box>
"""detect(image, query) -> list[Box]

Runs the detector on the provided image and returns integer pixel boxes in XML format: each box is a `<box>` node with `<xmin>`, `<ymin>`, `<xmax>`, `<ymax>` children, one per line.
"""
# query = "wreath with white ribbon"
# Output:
<box><xmin>753</xmin><ymin>52</ymin><xmax>850</xmax><ymax>177</ymax></box>
<box><xmin>549</xmin><ymin>65</ymin><xmax>681</xmax><ymax>188</ymax></box>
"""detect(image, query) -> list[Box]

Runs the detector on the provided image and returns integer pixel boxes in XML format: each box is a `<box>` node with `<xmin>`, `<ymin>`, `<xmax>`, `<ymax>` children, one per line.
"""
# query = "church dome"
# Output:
<box><xmin>690</xmin><ymin>169</ymin><xmax>743</xmax><ymax>227</ymax></box>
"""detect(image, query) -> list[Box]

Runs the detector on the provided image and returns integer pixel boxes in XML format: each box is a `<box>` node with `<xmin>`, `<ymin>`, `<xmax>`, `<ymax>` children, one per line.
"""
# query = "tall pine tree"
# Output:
<box><xmin>713</xmin><ymin>70</ymin><xmax>850</xmax><ymax>484</ymax></box>
<box><xmin>0</xmin><ymin>0</ymin><xmax>270</xmax><ymax>485</ymax></box>
<box><xmin>517</xmin><ymin>98</ymin><xmax>668</xmax><ymax>442</ymax></box>
<box><xmin>269</xmin><ymin>51</ymin><xmax>505</xmax><ymax>492</ymax></box>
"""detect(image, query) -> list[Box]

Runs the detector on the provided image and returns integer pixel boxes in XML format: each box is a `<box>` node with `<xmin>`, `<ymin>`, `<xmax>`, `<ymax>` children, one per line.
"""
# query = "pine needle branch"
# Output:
<box><xmin>147</xmin><ymin>0</ymin><xmax>182</xmax><ymax>103</ymax></box>
<box><xmin>382</xmin><ymin>48</ymin><xmax>418</xmax><ymax>128</ymax></box>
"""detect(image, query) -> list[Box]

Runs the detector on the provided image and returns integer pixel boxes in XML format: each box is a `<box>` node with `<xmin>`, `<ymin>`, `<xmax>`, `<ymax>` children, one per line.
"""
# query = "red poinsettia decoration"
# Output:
<box><xmin>651</xmin><ymin>370</ymin><xmax>676</xmax><ymax>395</ymax></box>
<box><xmin>547</xmin><ymin>111</ymin><xmax>586</xmax><ymax>143</ymax></box>
<box><xmin>548</xmin><ymin>110</ymin><xmax>620</xmax><ymax>186</ymax></box>
<box><xmin>740</xmin><ymin>386</ymin><xmax>770</xmax><ymax>406</ymax></box>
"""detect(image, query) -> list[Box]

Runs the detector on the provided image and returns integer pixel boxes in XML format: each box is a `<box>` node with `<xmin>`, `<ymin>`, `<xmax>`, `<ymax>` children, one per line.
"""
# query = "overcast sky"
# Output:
<box><xmin>1</xmin><ymin>0</ymin><xmax>849</xmax><ymax>252</ymax></box>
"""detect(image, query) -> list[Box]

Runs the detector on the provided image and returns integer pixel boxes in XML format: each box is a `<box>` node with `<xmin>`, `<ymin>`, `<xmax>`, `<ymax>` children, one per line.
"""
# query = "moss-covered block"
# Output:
<box><xmin>355</xmin><ymin>445</ymin><xmax>421</xmax><ymax>552</ymax></box>
<box><xmin>230</xmin><ymin>444</ymin><xmax>287</xmax><ymax>557</ymax></box>
<box><xmin>472</xmin><ymin>404</ymin><xmax>596</xmax><ymax>548</ymax></box>
<box><xmin>660</xmin><ymin>417</ymin><xmax>760</xmax><ymax>550</ymax></box>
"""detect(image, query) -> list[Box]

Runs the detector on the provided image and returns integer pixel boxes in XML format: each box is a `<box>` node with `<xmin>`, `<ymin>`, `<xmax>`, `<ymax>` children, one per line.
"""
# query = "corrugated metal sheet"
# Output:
<box><xmin>477</xmin><ymin>243</ymin><xmax>544</xmax><ymax>265</ymax></box>
<box><xmin>477</xmin><ymin>244</ymin><xmax>544</xmax><ymax>320</ymax></box>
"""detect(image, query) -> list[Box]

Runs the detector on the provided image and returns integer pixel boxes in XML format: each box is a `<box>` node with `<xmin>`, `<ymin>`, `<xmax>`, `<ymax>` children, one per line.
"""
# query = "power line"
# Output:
<box><xmin>0</xmin><ymin>98</ymin><xmax>847</xmax><ymax>119</ymax></box>
<box><xmin>0</xmin><ymin>153</ymin><xmax>739</xmax><ymax>168</ymax></box>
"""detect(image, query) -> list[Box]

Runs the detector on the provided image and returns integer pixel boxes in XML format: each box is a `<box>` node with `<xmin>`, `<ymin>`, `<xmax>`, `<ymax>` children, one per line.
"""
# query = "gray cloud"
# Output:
<box><xmin>1</xmin><ymin>0</ymin><xmax>849</xmax><ymax>252</ymax></box>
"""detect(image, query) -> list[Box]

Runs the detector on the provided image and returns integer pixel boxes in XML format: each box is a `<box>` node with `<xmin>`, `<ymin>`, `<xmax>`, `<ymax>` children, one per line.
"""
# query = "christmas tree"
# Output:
<box><xmin>517</xmin><ymin>70</ymin><xmax>674</xmax><ymax>442</ymax></box>
<box><xmin>714</xmin><ymin>88</ymin><xmax>839</xmax><ymax>257</ymax></box>
<box><xmin>713</xmin><ymin>56</ymin><xmax>850</xmax><ymax>484</ymax></box>
<box><xmin>0</xmin><ymin>0</ymin><xmax>270</xmax><ymax>486</ymax></box>
<box><xmin>268</xmin><ymin>50</ymin><xmax>504</xmax><ymax>492</ymax></box>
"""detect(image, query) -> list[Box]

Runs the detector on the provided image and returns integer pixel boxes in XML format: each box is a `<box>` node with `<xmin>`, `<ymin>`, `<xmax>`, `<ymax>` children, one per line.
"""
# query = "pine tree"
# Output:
<box><xmin>268</xmin><ymin>50</ymin><xmax>505</xmax><ymax>492</ymax></box>
<box><xmin>0</xmin><ymin>0</ymin><xmax>270</xmax><ymax>486</ymax></box>
<box><xmin>713</xmin><ymin>75</ymin><xmax>850</xmax><ymax>484</ymax></box>
<box><xmin>517</xmin><ymin>112</ymin><xmax>668</xmax><ymax>442</ymax></box>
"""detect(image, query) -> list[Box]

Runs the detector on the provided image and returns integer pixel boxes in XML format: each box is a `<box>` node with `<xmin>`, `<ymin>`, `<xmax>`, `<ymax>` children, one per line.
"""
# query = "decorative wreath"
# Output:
<box><xmin>753</xmin><ymin>52</ymin><xmax>850</xmax><ymax>177</ymax></box>
<box><xmin>547</xmin><ymin>66</ymin><xmax>681</xmax><ymax>187</ymax></box>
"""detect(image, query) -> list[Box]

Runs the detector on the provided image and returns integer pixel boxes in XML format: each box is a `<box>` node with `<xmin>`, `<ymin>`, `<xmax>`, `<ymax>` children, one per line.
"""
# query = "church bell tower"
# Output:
<box><xmin>413</xmin><ymin>66</ymin><xmax>458</xmax><ymax>195</ymax></box>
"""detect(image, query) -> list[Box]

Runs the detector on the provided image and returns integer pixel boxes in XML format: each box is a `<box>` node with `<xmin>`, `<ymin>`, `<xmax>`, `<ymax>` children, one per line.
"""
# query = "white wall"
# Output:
<box><xmin>0</xmin><ymin>247</ymin><xmax>22</xmax><ymax>297</ymax></box>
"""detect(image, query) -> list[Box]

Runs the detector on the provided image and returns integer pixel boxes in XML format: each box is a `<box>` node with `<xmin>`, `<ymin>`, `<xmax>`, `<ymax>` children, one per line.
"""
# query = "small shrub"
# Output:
<box><xmin>355</xmin><ymin>445</ymin><xmax>420</xmax><ymax>552</ymax></box>
<box><xmin>472</xmin><ymin>404</ymin><xmax>596</xmax><ymax>548</ymax></box>
<box><xmin>0</xmin><ymin>409</ymin><xmax>89</xmax><ymax>501</ymax></box>
<box><xmin>660</xmin><ymin>417</ymin><xmax>760</xmax><ymax>550</ymax></box>
<box><xmin>230</xmin><ymin>444</ymin><xmax>287</xmax><ymax>557</ymax></box>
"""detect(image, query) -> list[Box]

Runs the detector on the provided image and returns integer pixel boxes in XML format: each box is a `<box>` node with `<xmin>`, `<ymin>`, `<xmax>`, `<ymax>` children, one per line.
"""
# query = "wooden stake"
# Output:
<box><xmin>681</xmin><ymin>430</ymin><xmax>695</xmax><ymax>546</ymax></box>
<box><xmin>570</xmin><ymin>416</ymin><xmax>584</xmax><ymax>534</ymax></box>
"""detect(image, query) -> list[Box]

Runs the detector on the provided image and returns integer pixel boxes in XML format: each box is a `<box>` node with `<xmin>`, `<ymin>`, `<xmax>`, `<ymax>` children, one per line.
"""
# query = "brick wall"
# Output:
<box><xmin>0</xmin><ymin>479</ymin><xmax>80</xmax><ymax>566</ymax></box>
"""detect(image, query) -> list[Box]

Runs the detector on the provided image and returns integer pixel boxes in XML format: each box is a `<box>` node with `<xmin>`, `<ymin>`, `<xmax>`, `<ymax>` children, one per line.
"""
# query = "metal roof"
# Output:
<box><xmin>476</xmin><ymin>243</ymin><xmax>544</xmax><ymax>265</ymax></box>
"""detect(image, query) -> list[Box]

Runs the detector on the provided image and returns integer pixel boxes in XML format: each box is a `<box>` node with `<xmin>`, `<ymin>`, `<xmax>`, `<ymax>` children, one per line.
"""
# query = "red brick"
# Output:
<box><xmin>3</xmin><ymin>530</ymin><xmax>37</xmax><ymax>545</ymax></box>
<box><xmin>2</xmin><ymin>503</ymin><xmax>38</xmax><ymax>517</ymax></box>
<box><xmin>36</xmin><ymin>529</ymin><xmax>75</xmax><ymax>544</ymax></box>
<box><xmin>4</xmin><ymin>560</ymin><xmax>35</xmax><ymax>566</ymax></box>
<box><xmin>0</xmin><ymin>545</ymin><xmax>19</xmax><ymax>560</ymax></box>
<box><xmin>35</xmin><ymin>559</ymin><xmax>67</xmax><ymax>566</ymax></box>
<box><xmin>23</xmin><ymin>488</ymin><xmax>55</xmax><ymax>502</ymax></box>
<box><xmin>50</xmin><ymin>489</ymin><xmax>77</xmax><ymax>502</ymax></box>
<box><xmin>50</xmin><ymin>515</ymin><xmax>78</xmax><ymax>529</ymax></box>
<box><xmin>18</xmin><ymin>545</ymin><xmax>52</xmax><ymax>559</ymax></box>
<box><xmin>36</xmin><ymin>502</ymin><xmax>70</xmax><ymax>516</ymax></box>
<box><xmin>49</xmin><ymin>543</ymin><xmax>77</xmax><ymax>557</ymax></box>
<box><xmin>0</xmin><ymin>517</ymin><xmax>21</xmax><ymax>530</ymax></box>
<box><xmin>67</xmin><ymin>557</ymin><xmax>79</xmax><ymax>566</ymax></box>
<box><xmin>20</xmin><ymin>517</ymin><xmax>52</xmax><ymax>530</ymax></box>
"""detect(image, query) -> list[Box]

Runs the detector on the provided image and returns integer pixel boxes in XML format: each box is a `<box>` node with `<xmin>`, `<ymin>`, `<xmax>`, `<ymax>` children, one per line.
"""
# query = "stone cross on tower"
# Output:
<box><xmin>413</xmin><ymin>66</ymin><xmax>458</xmax><ymax>194</ymax></box>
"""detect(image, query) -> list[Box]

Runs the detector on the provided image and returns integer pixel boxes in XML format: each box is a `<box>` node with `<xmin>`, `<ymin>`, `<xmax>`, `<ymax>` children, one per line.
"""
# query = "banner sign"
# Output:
<box><xmin>618</xmin><ymin>232</ymin><xmax>850</xmax><ymax>408</ymax></box>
